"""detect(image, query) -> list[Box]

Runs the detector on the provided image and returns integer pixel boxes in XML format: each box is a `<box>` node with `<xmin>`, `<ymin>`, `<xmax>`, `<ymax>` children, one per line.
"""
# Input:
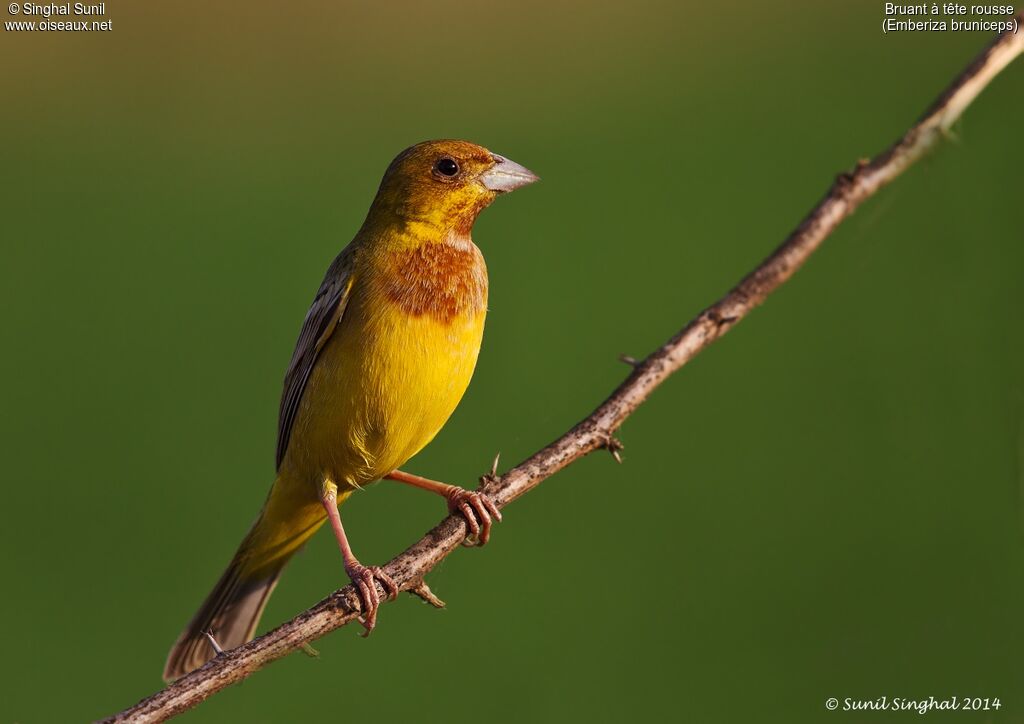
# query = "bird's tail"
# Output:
<box><xmin>163</xmin><ymin>475</ymin><xmax>329</xmax><ymax>681</ymax></box>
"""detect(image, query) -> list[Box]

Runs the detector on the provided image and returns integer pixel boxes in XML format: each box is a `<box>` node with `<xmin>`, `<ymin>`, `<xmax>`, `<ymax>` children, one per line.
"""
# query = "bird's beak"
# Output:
<box><xmin>480</xmin><ymin>154</ymin><xmax>539</xmax><ymax>193</ymax></box>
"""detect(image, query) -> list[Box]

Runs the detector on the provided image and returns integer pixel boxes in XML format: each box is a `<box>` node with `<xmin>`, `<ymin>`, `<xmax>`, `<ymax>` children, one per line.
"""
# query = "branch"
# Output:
<box><xmin>104</xmin><ymin>20</ymin><xmax>1024</xmax><ymax>723</ymax></box>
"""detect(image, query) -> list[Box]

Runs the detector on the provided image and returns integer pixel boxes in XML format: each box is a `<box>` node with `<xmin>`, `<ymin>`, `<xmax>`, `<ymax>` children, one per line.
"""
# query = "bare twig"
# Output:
<box><xmin>103</xmin><ymin>20</ymin><xmax>1024</xmax><ymax>723</ymax></box>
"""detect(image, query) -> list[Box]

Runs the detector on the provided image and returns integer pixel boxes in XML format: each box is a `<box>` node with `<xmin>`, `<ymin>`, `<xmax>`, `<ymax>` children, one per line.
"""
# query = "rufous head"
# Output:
<box><xmin>369</xmin><ymin>140</ymin><xmax>538</xmax><ymax>235</ymax></box>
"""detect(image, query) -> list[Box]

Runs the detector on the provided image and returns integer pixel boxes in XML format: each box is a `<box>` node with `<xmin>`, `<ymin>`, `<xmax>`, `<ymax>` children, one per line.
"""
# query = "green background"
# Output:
<box><xmin>2</xmin><ymin>2</ymin><xmax>1023</xmax><ymax>722</ymax></box>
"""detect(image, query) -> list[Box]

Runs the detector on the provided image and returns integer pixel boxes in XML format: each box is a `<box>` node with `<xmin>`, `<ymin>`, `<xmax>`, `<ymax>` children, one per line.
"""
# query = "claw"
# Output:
<box><xmin>460</xmin><ymin>501</ymin><xmax>480</xmax><ymax>538</ymax></box>
<box><xmin>469</xmin><ymin>496</ymin><xmax>492</xmax><ymax>544</ymax></box>
<box><xmin>379</xmin><ymin>570</ymin><xmax>399</xmax><ymax>600</ymax></box>
<box><xmin>483</xmin><ymin>494</ymin><xmax>502</xmax><ymax>522</ymax></box>
<box><xmin>346</xmin><ymin>564</ymin><xmax>396</xmax><ymax>636</ymax></box>
<box><xmin>447</xmin><ymin>488</ymin><xmax>501</xmax><ymax>547</ymax></box>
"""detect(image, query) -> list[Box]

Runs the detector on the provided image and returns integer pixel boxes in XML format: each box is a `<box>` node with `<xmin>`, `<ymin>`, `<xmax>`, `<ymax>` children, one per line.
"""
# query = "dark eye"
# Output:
<box><xmin>435</xmin><ymin>157</ymin><xmax>459</xmax><ymax>177</ymax></box>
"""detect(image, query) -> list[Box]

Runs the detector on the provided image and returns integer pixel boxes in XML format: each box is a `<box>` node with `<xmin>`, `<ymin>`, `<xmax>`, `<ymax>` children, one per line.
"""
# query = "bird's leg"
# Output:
<box><xmin>320</xmin><ymin>482</ymin><xmax>398</xmax><ymax>636</ymax></box>
<box><xmin>385</xmin><ymin>470</ymin><xmax>502</xmax><ymax>546</ymax></box>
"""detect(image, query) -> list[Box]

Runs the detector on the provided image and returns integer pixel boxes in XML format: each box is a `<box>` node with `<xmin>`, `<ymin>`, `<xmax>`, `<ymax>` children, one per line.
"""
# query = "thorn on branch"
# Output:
<box><xmin>602</xmin><ymin>434</ymin><xmax>624</xmax><ymax>464</ymax></box>
<box><xmin>202</xmin><ymin>630</ymin><xmax>225</xmax><ymax>656</ymax></box>
<box><xmin>835</xmin><ymin>169</ymin><xmax>856</xmax><ymax>190</ymax></box>
<box><xmin>409</xmin><ymin>580</ymin><xmax>446</xmax><ymax>609</ymax></box>
<box><xmin>619</xmin><ymin>353</ymin><xmax>641</xmax><ymax>367</ymax></box>
<box><xmin>478</xmin><ymin>452</ymin><xmax>501</xmax><ymax>488</ymax></box>
<box><xmin>299</xmin><ymin>642</ymin><xmax>320</xmax><ymax>658</ymax></box>
<box><xmin>836</xmin><ymin>158</ymin><xmax>870</xmax><ymax>191</ymax></box>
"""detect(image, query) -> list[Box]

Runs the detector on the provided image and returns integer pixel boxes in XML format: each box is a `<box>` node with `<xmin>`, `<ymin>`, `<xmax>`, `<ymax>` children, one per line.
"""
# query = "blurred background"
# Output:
<box><xmin>2</xmin><ymin>1</ymin><xmax>1023</xmax><ymax>722</ymax></box>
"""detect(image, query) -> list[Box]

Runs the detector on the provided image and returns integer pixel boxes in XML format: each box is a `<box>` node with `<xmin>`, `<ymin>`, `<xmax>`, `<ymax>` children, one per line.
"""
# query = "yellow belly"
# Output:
<box><xmin>279</xmin><ymin>283</ymin><xmax>486</xmax><ymax>491</ymax></box>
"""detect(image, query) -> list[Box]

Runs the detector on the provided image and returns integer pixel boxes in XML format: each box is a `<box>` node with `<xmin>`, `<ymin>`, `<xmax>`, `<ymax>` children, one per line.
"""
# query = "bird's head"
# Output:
<box><xmin>368</xmin><ymin>140</ymin><xmax>538</xmax><ymax>237</ymax></box>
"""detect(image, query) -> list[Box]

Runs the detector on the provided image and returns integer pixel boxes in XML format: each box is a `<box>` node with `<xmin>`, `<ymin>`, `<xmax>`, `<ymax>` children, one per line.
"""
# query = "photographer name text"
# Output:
<box><xmin>13</xmin><ymin>3</ymin><xmax>104</xmax><ymax>17</ymax></box>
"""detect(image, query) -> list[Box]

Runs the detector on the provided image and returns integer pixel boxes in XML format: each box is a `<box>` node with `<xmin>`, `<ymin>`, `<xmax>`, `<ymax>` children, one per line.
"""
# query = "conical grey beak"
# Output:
<box><xmin>480</xmin><ymin>154</ymin><xmax>539</xmax><ymax>193</ymax></box>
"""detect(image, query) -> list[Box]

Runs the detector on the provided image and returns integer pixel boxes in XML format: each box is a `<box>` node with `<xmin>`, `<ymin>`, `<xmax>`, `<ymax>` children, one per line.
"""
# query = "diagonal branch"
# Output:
<box><xmin>103</xmin><ymin>18</ymin><xmax>1024</xmax><ymax>723</ymax></box>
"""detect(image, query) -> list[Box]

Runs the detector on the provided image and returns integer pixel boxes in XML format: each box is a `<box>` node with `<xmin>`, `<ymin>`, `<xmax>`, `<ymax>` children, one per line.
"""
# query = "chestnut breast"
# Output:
<box><xmin>376</xmin><ymin>240</ymin><xmax>488</xmax><ymax>324</ymax></box>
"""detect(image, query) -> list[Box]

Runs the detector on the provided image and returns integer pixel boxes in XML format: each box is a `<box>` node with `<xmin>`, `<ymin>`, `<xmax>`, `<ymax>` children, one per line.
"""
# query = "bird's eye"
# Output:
<box><xmin>435</xmin><ymin>158</ymin><xmax>459</xmax><ymax>177</ymax></box>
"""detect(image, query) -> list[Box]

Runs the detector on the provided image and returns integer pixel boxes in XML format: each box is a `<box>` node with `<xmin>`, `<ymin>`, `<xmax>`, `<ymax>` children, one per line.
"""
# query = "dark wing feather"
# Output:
<box><xmin>276</xmin><ymin>248</ymin><xmax>356</xmax><ymax>469</ymax></box>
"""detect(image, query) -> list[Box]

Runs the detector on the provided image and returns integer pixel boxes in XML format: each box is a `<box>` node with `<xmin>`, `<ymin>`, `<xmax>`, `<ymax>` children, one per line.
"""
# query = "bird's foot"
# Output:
<box><xmin>345</xmin><ymin>563</ymin><xmax>398</xmax><ymax>636</ymax></box>
<box><xmin>445</xmin><ymin>488</ymin><xmax>502</xmax><ymax>546</ymax></box>
<box><xmin>385</xmin><ymin>469</ymin><xmax>503</xmax><ymax>546</ymax></box>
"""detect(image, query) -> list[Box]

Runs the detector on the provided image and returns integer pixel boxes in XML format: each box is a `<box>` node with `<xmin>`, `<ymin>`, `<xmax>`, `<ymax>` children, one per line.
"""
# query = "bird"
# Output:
<box><xmin>163</xmin><ymin>140</ymin><xmax>538</xmax><ymax>681</ymax></box>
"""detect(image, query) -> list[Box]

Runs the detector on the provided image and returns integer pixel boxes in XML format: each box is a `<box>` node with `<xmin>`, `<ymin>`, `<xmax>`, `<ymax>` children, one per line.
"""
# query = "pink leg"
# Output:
<box><xmin>385</xmin><ymin>470</ymin><xmax>502</xmax><ymax>546</ymax></box>
<box><xmin>320</xmin><ymin>485</ymin><xmax>398</xmax><ymax>636</ymax></box>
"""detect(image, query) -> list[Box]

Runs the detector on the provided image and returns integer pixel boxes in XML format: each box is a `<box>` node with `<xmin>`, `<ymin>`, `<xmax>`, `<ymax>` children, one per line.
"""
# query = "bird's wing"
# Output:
<box><xmin>276</xmin><ymin>247</ymin><xmax>356</xmax><ymax>470</ymax></box>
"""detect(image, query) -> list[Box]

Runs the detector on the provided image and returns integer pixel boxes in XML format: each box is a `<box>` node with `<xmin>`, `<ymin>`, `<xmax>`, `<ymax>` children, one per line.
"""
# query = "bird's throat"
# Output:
<box><xmin>377</xmin><ymin>237</ymin><xmax>488</xmax><ymax>324</ymax></box>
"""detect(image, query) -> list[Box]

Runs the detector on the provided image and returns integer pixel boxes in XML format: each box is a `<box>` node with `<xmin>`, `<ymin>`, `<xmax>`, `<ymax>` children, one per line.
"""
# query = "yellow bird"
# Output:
<box><xmin>164</xmin><ymin>140</ymin><xmax>538</xmax><ymax>680</ymax></box>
